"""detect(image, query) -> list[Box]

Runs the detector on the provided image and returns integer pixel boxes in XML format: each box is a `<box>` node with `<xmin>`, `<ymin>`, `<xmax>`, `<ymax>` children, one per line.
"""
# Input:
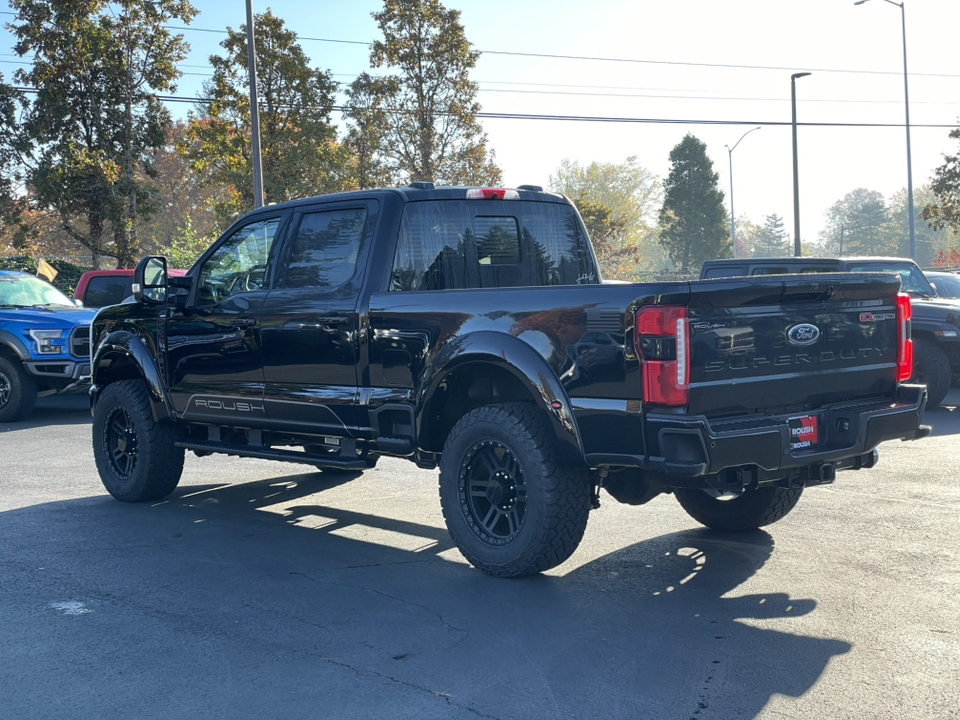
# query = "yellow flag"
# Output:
<box><xmin>36</xmin><ymin>258</ymin><xmax>58</xmax><ymax>282</ymax></box>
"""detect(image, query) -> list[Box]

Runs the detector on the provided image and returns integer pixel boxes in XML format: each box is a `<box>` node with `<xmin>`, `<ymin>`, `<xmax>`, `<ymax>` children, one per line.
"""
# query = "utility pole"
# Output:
<box><xmin>791</xmin><ymin>72</ymin><xmax>812</xmax><ymax>256</ymax></box>
<box><xmin>246</xmin><ymin>0</ymin><xmax>264</xmax><ymax>209</ymax></box>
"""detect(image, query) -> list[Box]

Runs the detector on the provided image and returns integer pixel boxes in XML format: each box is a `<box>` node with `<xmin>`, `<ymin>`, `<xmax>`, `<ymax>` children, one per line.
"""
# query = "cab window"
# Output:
<box><xmin>196</xmin><ymin>218</ymin><xmax>281</xmax><ymax>305</ymax></box>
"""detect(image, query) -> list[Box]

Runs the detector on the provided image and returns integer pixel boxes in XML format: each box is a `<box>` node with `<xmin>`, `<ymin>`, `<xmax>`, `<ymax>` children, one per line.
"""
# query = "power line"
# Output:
<box><xmin>11</xmin><ymin>86</ymin><xmax>956</xmax><ymax>129</ymax></box>
<box><xmin>3</xmin><ymin>9</ymin><xmax>960</xmax><ymax>80</ymax></box>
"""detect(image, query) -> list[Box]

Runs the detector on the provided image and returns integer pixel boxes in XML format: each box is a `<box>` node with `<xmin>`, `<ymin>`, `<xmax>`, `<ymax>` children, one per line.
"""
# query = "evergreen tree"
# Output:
<box><xmin>657</xmin><ymin>134</ymin><xmax>730</xmax><ymax>272</ymax></box>
<box><xmin>752</xmin><ymin>214</ymin><xmax>790</xmax><ymax>257</ymax></box>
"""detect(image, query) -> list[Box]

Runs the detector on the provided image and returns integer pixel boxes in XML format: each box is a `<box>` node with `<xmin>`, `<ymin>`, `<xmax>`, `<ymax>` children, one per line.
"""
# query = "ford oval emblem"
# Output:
<box><xmin>787</xmin><ymin>323</ymin><xmax>821</xmax><ymax>346</ymax></box>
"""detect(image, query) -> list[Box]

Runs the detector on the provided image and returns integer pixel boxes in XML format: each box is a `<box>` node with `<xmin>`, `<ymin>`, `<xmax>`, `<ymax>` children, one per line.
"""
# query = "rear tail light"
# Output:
<box><xmin>896</xmin><ymin>292</ymin><xmax>913</xmax><ymax>383</ymax></box>
<box><xmin>465</xmin><ymin>188</ymin><xmax>519</xmax><ymax>200</ymax></box>
<box><xmin>636</xmin><ymin>306</ymin><xmax>689</xmax><ymax>406</ymax></box>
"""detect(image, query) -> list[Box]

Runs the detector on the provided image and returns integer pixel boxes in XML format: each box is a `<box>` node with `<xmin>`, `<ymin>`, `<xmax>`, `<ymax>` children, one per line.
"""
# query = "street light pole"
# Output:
<box><xmin>726</xmin><ymin>127</ymin><xmax>762</xmax><ymax>258</ymax></box>
<box><xmin>791</xmin><ymin>72</ymin><xmax>811</xmax><ymax>257</ymax></box>
<box><xmin>854</xmin><ymin>0</ymin><xmax>915</xmax><ymax>259</ymax></box>
<box><xmin>246</xmin><ymin>0</ymin><xmax>264</xmax><ymax>209</ymax></box>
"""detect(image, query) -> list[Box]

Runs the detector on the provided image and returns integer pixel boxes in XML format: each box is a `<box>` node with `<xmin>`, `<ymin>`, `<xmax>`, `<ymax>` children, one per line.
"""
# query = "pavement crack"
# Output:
<box><xmin>288</xmin><ymin>571</ymin><xmax>469</xmax><ymax>636</ymax></box>
<box><xmin>320</xmin><ymin>656</ymin><xmax>502</xmax><ymax>719</ymax></box>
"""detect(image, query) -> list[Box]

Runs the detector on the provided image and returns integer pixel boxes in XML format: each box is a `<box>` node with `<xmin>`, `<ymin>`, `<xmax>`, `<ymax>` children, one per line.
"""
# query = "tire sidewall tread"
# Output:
<box><xmin>439</xmin><ymin>403</ymin><xmax>591</xmax><ymax>578</ymax></box>
<box><xmin>93</xmin><ymin>379</ymin><xmax>184</xmax><ymax>502</ymax></box>
<box><xmin>0</xmin><ymin>356</ymin><xmax>38</xmax><ymax>423</ymax></box>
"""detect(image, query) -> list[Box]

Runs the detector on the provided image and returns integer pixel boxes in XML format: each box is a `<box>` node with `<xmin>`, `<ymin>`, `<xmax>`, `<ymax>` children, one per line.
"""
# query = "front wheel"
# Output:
<box><xmin>438</xmin><ymin>403</ymin><xmax>591</xmax><ymax>578</ymax></box>
<box><xmin>674</xmin><ymin>485</ymin><xmax>803</xmax><ymax>531</ymax></box>
<box><xmin>93</xmin><ymin>380</ymin><xmax>185</xmax><ymax>502</ymax></box>
<box><xmin>0</xmin><ymin>356</ymin><xmax>37</xmax><ymax>422</ymax></box>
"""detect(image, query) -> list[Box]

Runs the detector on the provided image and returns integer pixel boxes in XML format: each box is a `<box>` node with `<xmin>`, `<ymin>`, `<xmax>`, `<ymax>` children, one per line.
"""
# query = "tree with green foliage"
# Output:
<box><xmin>752</xmin><ymin>213</ymin><xmax>790</xmax><ymax>257</ymax></box>
<box><xmin>356</xmin><ymin>0</ymin><xmax>501</xmax><ymax>186</ymax></box>
<box><xmin>657</xmin><ymin>134</ymin><xmax>730</xmax><ymax>272</ymax></box>
<box><xmin>922</xmin><ymin>127</ymin><xmax>960</xmax><ymax>235</ymax></box>
<box><xmin>818</xmin><ymin>188</ymin><xmax>894</xmax><ymax>257</ymax></box>
<box><xmin>183</xmin><ymin>10</ymin><xmax>346</xmax><ymax>223</ymax></box>
<box><xmin>550</xmin><ymin>156</ymin><xmax>661</xmax><ymax>256</ymax></box>
<box><xmin>572</xmin><ymin>196</ymin><xmax>640</xmax><ymax>280</ymax></box>
<box><xmin>343</xmin><ymin>72</ymin><xmax>398</xmax><ymax>189</ymax></box>
<box><xmin>6</xmin><ymin>0</ymin><xmax>197</xmax><ymax>267</ymax></box>
<box><xmin>891</xmin><ymin>185</ymin><xmax>956</xmax><ymax>266</ymax></box>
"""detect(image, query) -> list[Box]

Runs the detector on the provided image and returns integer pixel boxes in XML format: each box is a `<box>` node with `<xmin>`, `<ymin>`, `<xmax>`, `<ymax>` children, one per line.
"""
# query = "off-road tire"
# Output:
<box><xmin>0</xmin><ymin>356</ymin><xmax>37</xmax><ymax>423</ymax></box>
<box><xmin>438</xmin><ymin>403</ymin><xmax>591</xmax><ymax>578</ymax></box>
<box><xmin>912</xmin><ymin>338</ymin><xmax>951</xmax><ymax>407</ymax></box>
<box><xmin>93</xmin><ymin>379</ymin><xmax>184</xmax><ymax>502</ymax></box>
<box><xmin>675</xmin><ymin>486</ymin><xmax>803</xmax><ymax>532</ymax></box>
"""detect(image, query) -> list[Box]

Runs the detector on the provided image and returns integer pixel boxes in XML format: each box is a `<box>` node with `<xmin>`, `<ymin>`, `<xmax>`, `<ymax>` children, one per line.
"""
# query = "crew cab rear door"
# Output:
<box><xmin>259</xmin><ymin>200</ymin><xmax>378</xmax><ymax>434</ymax></box>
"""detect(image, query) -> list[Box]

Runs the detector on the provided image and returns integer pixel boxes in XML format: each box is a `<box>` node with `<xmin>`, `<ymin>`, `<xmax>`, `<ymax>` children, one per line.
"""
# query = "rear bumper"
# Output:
<box><xmin>584</xmin><ymin>384</ymin><xmax>929</xmax><ymax>478</ymax></box>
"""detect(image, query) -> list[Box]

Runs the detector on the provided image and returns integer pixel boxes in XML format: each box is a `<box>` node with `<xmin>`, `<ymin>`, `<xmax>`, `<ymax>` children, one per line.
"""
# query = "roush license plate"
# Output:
<box><xmin>789</xmin><ymin>415</ymin><xmax>819</xmax><ymax>449</ymax></box>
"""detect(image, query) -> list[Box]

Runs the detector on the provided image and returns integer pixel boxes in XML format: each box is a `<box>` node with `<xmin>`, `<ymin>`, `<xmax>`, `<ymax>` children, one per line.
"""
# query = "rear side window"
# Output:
<box><xmin>82</xmin><ymin>276</ymin><xmax>132</xmax><ymax>307</ymax></box>
<box><xmin>703</xmin><ymin>266</ymin><xmax>745</xmax><ymax>279</ymax></box>
<box><xmin>286</xmin><ymin>208</ymin><xmax>367</xmax><ymax>289</ymax></box>
<box><xmin>391</xmin><ymin>200</ymin><xmax>594</xmax><ymax>291</ymax></box>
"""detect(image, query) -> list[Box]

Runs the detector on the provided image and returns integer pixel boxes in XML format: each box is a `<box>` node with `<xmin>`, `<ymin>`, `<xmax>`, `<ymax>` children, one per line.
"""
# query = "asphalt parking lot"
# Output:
<box><xmin>1</xmin><ymin>392</ymin><xmax>958</xmax><ymax>720</ymax></box>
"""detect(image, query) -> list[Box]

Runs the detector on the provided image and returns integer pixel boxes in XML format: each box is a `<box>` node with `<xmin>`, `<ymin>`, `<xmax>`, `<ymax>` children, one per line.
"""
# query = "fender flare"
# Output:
<box><xmin>91</xmin><ymin>330</ymin><xmax>171</xmax><ymax>421</ymax></box>
<box><xmin>0</xmin><ymin>330</ymin><xmax>30</xmax><ymax>360</ymax></box>
<box><xmin>416</xmin><ymin>331</ymin><xmax>585</xmax><ymax>463</ymax></box>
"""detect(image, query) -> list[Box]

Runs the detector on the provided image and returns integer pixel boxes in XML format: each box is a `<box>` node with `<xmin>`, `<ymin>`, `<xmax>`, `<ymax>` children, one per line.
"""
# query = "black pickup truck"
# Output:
<box><xmin>702</xmin><ymin>256</ymin><xmax>960</xmax><ymax>407</ymax></box>
<box><xmin>89</xmin><ymin>185</ymin><xmax>929</xmax><ymax>577</ymax></box>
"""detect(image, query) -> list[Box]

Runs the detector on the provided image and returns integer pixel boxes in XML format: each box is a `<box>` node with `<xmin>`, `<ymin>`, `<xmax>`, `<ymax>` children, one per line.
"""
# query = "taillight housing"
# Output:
<box><xmin>636</xmin><ymin>306</ymin><xmax>689</xmax><ymax>406</ymax></box>
<box><xmin>896</xmin><ymin>292</ymin><xmax>913</xmax><ymax>383</ymax></box>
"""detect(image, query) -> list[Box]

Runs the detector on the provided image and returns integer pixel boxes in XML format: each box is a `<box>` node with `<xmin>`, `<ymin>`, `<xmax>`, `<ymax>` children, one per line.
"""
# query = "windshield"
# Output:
<box><xmin>0</xmin><ymin>275</ymin><xmax>75</xmax><ymax>307</ymax></box>
<box><xmin>844</xmin><ymin>261</ymin><xmax>937</xmax><ymax>297</ymax></box>
<box><xmin>929</xmin><ymin>273</ymin><xmax>960</xmax><ymax>299</ymax></box>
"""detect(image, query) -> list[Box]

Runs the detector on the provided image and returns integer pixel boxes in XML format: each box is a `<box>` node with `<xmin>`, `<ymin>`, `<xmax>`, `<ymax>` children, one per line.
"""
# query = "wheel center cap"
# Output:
<box><xmin>486</xmin><ymin>472</ymin><xmax>515</xmax><ymax>508</ymax></box>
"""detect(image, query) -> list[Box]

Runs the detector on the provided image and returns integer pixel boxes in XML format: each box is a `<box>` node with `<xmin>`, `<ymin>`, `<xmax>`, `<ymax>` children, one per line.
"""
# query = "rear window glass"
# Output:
<box><xmin>798</xmin><ymin>266</ymin><xmax>840</xmax><ymax>273</ymax></box>
<box><xmin>751</xmin><ymin>266</ymin><xmax>790</xmax><ymax>275</ymax></box>
<box><xmin>703</xmin><ymin>266</ymin><xmax>745</xmax><ymax>278</ymax></box>
<box><xmin>82</xmin><ymin>276</ymin><xmax>132</xmax><ymax>307</ymax></box>
<box><xmin>390</xmin><ymin>200</ymin><xmax>595</xmax><ymax>291</ymax></box>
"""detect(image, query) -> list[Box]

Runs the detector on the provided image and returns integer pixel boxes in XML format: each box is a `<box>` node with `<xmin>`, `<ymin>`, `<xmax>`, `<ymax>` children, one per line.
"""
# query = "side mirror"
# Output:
<box><xmin>133</xmin><ymin>256</ymin><xmax>168</xmax><ymax>304</ymax></box>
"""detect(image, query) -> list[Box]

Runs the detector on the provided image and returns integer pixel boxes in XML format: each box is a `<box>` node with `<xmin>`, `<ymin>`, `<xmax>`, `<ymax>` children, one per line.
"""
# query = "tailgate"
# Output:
<box><xmin>686</xmin><ymin>273</ymin><xmax>903</xmax><ymax>417</ymax></box>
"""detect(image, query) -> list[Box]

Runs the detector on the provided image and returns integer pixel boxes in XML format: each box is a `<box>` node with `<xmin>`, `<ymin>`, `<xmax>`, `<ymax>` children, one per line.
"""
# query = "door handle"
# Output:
<box><xmin>315</xmin><ymin>315</ymin><xmax>347</xmax><ymax>325</ymax></box>
<box><xmin>231</xmin><ymin>317</ymin><xmax>257</xmax><ymax>328</ymax></box>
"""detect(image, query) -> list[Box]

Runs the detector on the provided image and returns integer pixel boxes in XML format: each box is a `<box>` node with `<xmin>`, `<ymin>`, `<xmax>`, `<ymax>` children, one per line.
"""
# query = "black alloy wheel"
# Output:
<box><xmin>104</xmin><ymin>405</ymin><xmax>139</xmax><ymax>479</ymax></box>
<box><xmin>92</xmin><ymin>379</ymin><xmax>184</xmax><ymax>502</ymax></box>
<box><xmin>459</xmin><ymin>439</ymin><xmax>528</xmax><ymax>544</ymax></box>
<box><xmin>438</xmin><ymin>403</ymin><xmax>592</xmax><ymax>578</ymax></box>
<box><xmin>0</xmin><ymin>369</ymin><xmax>10</xmax><ymax>408</ymax></box>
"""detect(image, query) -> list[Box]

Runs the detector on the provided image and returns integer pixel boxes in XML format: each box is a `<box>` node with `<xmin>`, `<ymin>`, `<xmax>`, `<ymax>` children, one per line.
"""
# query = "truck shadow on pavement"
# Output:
<box><xmin>0</xmin><ymin>472</ymin><xmax>851</xmax><ymax>720</ymax></box>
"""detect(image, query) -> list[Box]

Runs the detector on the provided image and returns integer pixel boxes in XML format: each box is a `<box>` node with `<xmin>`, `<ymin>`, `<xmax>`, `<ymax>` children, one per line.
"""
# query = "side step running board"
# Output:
<box><xmin>175</xmin><ymin>440</ymin><xmax>371</xmax><ymax>469</ymax></box>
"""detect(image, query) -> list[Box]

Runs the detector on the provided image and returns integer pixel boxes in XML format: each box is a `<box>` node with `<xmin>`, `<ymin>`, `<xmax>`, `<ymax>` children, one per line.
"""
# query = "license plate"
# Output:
<box><xmin>789</xmin><ymin>415</ymin><xmax>819</xmax><ymax>449</ymax></box>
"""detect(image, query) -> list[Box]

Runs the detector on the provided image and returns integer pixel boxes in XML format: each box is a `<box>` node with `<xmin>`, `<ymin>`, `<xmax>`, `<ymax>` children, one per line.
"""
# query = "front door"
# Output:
<box><xmin>167</xmin><ymin>214</ymin><xmax>286</xmax><ymax>422</ymax></box>
<box><xmin>259</xmin><ymin>201</ymin><xmax>376</xmax><ymax>435</ymax></box>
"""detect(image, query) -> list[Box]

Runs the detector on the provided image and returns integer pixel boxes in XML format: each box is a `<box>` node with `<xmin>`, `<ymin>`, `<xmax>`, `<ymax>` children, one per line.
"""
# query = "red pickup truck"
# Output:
<box><xmin>75</xmin><ymin>269</ymin><xmax>187</xmax><ymax>309</ymax></box>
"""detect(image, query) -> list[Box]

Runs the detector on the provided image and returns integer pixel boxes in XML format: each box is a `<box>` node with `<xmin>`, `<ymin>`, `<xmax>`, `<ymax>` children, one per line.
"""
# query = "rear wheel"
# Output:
<box><xmin>912</xmin><ymin>338</ymin><xmax>951</xmax><ymax>407</ymax></box>
<box><xmin>438</xmin><ymin>403</ymin><xmax>591</xmax><ymax>578</ymax></box>
<box><xmin>0</xmin><ymin>356</ymin><xmax>37</xmax><ymax>423</ymax></box>
<box><xmin>93</xmin><ymin>380</ymin><xmax>184</xmax><ymax>502</ymax></box>
<box><xmin>674</xmin><ymin>485</ymin><xmax>803</xmax><ymax>531</ymax></box>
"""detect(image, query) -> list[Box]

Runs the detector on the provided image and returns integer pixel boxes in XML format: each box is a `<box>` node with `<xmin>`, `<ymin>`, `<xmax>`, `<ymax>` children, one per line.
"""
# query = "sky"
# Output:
<box><xmin>2</xmin><ymin>0</ymin><xmax>960</xmax><ymax>249</ymax></box>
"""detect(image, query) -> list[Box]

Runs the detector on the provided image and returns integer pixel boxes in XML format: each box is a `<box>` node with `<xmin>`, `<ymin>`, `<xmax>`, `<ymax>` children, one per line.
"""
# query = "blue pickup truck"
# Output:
<box><xmin>0</xmin><ymin>270</ymin><xmax>97</xmax><ymax>421</ymax></box>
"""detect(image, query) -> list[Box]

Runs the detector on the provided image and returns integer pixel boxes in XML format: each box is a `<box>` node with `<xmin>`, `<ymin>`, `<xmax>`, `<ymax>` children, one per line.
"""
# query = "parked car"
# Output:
<box><xmin>74</xmin><ymin>268</ymin><xmax>187</xmax><ymax>308</ymax></box>
<box><xmin>0</xmin><ymin>270</ymin><xmax>97</xmax><ymax>421</ymax></box>
<box><xmin>700</xmin><ymin>256</ymin><xmax>960</xmax><ymax>407</ymax></box>
<box><xmin>925</xmin><ymin>270</ymin><xmax>960</xmax><ymax>300</ymax></box>
<box><xmin>88</xmin><ymin>186</ymin><xmax>928</xmax><ymax>577</ymax></box>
